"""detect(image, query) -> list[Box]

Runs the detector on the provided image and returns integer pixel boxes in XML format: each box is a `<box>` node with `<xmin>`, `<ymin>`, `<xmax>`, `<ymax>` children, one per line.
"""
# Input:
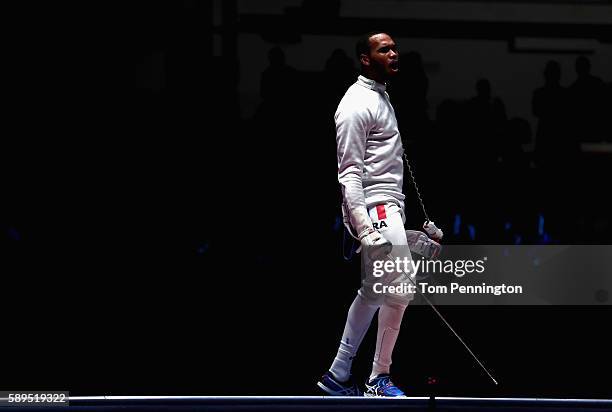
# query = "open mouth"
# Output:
<box><xmin>389</xmin><ymin>61</ymin><xmax>399</xmax><ymax>70</ymax></box>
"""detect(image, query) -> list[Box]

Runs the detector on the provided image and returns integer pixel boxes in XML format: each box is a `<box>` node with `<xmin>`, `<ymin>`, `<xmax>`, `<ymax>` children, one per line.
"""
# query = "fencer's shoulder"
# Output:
<box><xmin>343</xmin><ymin>82</ymin><xmax>381</xmax><ymax>103</ymax></box>
<box><xmin>336</xmin><ymin>83</ymin><xmax>380</xmax><ymax>119</ymax></box>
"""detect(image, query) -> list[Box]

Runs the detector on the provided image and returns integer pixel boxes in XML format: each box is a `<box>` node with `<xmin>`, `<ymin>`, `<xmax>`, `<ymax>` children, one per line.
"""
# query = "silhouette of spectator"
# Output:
<box><xmin>502</xmin><ymin>117</ymin><xmax>531</xmax><ymax>169</ymax></box>
<box><xmin>465</xmin><ymin>78</ymin><xmax>507</xmax><ymax>165</ymax></box>
<box><xmin>492</xmin><ymin>116</ymin><xmax>533</xmax><ymax>242</ymax></box>
<box><xmin>462</xmin><ymin>79</ymin><xmax>507</xmax><ymax>240</ymax></box>
<box><xmin>432</xmin><ymin>99</ymin><xmax>469</xmax><ymax>231</ymax></box>
<box><xmin>260</xmin><ymin>46</ymin><xmax>297</xmax><ymax>103</ymax></box>
<box><xmin>389</xmin><ymin>51</ymin><xmax>430</xmax><ymax>145</ymax></box>
<box><xmin>568</xmin><ymin>56</ymin><xmax>606</xmax><ymax>142</ymax></box>
<box><xmin>434</xmin><ymin>99</ymin><xmax>465</xmax><ymax>159</ymax></box>
<box><xmin>323</xmin><ymin>48</ymin><xmax>357</xmax><ymax>108</ymax></box>
<box><xmin>532</xmin><ymin>60</ymin><xmax>570</xmax><ymax>169</ymax></box>
<box><xmin>254</xmin><ymin>47</ymin><xmax>299</xmax><ymax>212</ymax></box>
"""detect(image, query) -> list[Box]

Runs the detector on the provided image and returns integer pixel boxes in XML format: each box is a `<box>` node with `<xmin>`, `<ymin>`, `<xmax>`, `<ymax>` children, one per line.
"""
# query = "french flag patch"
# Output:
<box><xmin>376</xmin><ymin>205</ymin><xmax>386</xmax><ymax>220</ymax></box>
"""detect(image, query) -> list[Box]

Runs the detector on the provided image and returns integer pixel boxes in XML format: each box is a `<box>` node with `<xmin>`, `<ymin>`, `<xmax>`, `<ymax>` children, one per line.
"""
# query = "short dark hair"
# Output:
<box><xmin>355</xmin><ymin>31</ymin><xmax>386</xmax><ymax>61</ymax></box>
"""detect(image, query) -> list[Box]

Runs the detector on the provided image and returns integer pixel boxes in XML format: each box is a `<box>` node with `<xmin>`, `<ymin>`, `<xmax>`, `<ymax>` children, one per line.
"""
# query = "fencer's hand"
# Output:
<box><xmin>405</xmin><ymin>230</ymin><xmax>442</xmax><ymax>259</ymax></box>
<box><xmin>423</xmin><ymin>221</ymin><xmax>444</xmax><ymax>241</ymax></box>
<box><xmin>359</xmin><ymin>228</ymin><xmax>393</xmax><ymax>261</ymax></box>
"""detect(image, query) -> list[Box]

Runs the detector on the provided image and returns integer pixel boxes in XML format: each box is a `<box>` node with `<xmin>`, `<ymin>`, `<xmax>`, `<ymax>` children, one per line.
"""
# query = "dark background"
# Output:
<box><xmin>3</xmin><ymin>0</ymin><xmax>612</xmax><ymax>398</ymax></box>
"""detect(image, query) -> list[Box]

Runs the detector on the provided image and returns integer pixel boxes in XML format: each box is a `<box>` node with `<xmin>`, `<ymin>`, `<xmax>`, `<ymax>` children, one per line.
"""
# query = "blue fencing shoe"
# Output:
<box><xmin>364</xmin><ymin>374</ymin><xmax>406</xmax><ymax>397</ymax></box>
<box><xmin>317</xmin><ymin>371</ymin><xmax>362</xmax><ymax>396</ymax></box>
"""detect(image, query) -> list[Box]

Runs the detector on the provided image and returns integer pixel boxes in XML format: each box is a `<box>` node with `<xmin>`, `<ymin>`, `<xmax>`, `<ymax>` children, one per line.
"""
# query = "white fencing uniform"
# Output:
<box><xmin>336</xmin><ymin>75</ymin><xmax>414</xmax><ymax>305</ymax></box>
<box><xmin>336</xmin><ymin>75</ymin><xmax>405</xmax><ymax>237</ymax></box>
<box><xmin>328</xmin><ymin>75</ymin><xmax>413</xmax><ymax>384</ymax></box>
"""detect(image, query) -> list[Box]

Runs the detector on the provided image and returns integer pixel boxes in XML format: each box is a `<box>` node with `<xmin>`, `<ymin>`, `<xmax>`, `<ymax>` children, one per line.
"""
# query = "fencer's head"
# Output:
<box><xmin>356</xmin><ymin>32</ymin><xmax>399</xmax><ymax>83</ymax></box>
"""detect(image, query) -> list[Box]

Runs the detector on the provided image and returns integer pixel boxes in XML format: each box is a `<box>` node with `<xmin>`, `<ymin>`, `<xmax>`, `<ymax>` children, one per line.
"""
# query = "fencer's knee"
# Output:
<box><xmin>358</xmin><ymin>287</ymin><xmax>384</xmax><ymax>306</ymax></box>
<box><xmin>355</xmin><ymin>293</ymin><xmax>378</xmax><ymax>307</ymax></box>
<box><xmin>359</xmin><ymin>278</ymin><xmax>414</xmax><ymax>306</ymax></box>
<box><xmin>383</xmin><ymin>296</ymin><xmax>412</xmax><ymax>311</ymax></box>
<box><xmin>384</xmin><ymin>289</ymin><xmax>414</xmax><ymax>307</ymax></box>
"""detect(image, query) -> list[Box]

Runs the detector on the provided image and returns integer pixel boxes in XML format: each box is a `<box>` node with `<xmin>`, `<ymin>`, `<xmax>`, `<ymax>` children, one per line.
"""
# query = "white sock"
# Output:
<box><xmin>370</xmin><ymin>302</ymin><xmax>407</xmax><ymax>381</ymax></box>
<box><xmin>329</xmin><ymin>294</ymin><xmax>380</xmax><ymax>382</ymax></box>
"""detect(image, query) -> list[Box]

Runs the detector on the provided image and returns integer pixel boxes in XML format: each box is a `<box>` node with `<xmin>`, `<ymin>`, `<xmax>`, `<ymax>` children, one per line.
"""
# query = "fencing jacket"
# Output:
<box><xmin>335</xmin><ymin>75</ymin><xmax>405</xmax><ymax>237</ymax></box>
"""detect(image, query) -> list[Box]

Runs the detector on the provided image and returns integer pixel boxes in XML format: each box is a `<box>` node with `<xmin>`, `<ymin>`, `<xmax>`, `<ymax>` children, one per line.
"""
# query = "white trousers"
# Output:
<box><xmin>359</xmin><ymin>202</ymin><xmax>415</xmax><ymax>306</ymax></box>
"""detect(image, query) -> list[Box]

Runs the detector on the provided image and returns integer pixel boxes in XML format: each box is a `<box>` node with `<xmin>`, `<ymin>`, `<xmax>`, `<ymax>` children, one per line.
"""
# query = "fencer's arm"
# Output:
<box><xmin>336</xmin><ymin>104</ymin><xmax>374</xmax><ymax>238</ymax></box>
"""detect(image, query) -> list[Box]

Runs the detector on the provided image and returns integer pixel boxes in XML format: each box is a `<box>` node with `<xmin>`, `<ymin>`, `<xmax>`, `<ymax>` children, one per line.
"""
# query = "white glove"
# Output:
<box><xmin>360</xmin><ymin>228</ymin><xmax>393</xmax><ymax>261</ymax></box>
<box><xmin>348</xmin><ymin>206</ymin><xmax>374</xmax><ymax>239</ymax></box>
<box><xmin>423</xmin><ymin>221</ymin><xmax>444</xmax><ymax>241</ymax></box>
<box><xmin>405</xmin><ymin>230</ymin><xmax>442</xmax><ymax>259</ymax></box>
